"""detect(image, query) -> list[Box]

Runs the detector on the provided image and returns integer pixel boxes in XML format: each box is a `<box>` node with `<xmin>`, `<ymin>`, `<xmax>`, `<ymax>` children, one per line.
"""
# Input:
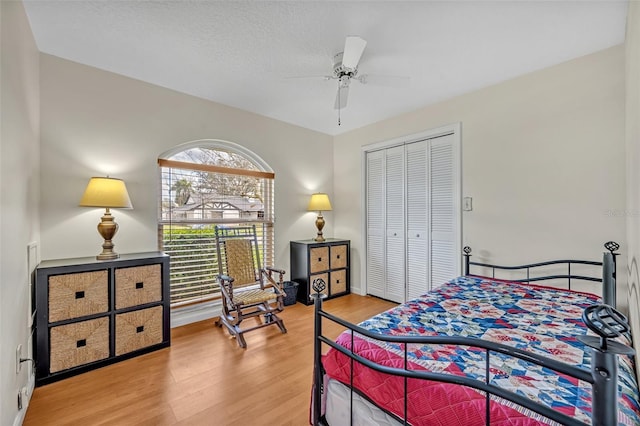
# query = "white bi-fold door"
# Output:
<box><xmin>365</xmin><ymin>130</ymin><xmax>460</xmax><ymax>303</ymax></box>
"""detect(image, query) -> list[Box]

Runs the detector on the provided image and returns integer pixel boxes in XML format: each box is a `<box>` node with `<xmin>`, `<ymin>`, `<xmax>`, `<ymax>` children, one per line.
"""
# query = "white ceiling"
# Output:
<box><xmin>22</xmin><ymin>1</ymin><xmax>628</xmax><ymax>136</ymax></box>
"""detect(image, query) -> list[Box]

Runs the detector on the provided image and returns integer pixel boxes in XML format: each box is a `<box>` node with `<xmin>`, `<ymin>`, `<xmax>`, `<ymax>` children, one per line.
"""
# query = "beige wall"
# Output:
<box><xmin>0</xmin><ymin>1</ymin><xmax>41</xmax><ymax>425</ymax></box>
<box><xmin>39</xmin><ymin>55</ymin><xmax>333</xmax><ymax>273</ymax></box>
<box><xmin>625</xmin><ymin>1</ymin><xmax>640</xmax><ymax>379</ymax></box>
<box><xmin>335</xmin><ymin>46</ymin><xmax>627</xmax><ymax>307</ymax></box>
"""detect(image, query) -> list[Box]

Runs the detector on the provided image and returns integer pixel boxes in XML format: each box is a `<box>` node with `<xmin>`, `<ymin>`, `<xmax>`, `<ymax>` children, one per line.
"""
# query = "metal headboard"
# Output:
<box><xmin>463</xmin><ymin>241</ymin><xmax>619</xmax><ymax>307</ymax></box>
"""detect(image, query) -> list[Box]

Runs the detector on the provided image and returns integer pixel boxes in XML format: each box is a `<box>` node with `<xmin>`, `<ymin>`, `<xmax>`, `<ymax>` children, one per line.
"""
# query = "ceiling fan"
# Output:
<box><xmin>331</xmin><ymin>35</ymin><xmax>368</xmax><ymax>111</ymax></box>
<box><xmin>291</xmin><ymin>35</ymin><xmax>409</xmax><ymax>125</ymax></box>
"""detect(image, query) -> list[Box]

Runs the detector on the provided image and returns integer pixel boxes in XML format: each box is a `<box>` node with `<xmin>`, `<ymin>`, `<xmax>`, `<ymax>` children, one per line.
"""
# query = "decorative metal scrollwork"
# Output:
<box><xmin>604</xmin><ymin>241</ymin><xmax>619</xmax><ymax>254</ymax></box>
<box><xmin>312</xmin><ymin>278</ymin><xmax>327</xmax><ymax>295</ymax></box>
<box><xmin>463</xmin><ymin>246</ymin><xmax>472</xmax><ymax>255</ymax></box>
<box><xmin>579</xmin><ymin>304</ymin><xmax>634</xmax><ymax>355</ymax></box>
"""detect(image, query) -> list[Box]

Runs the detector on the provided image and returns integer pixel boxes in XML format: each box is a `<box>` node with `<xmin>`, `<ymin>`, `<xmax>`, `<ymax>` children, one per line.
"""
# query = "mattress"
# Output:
<box><xmin>322</xmin><ymin>276</ymin><xmax>640</xmax><ymax>425</ymax></box>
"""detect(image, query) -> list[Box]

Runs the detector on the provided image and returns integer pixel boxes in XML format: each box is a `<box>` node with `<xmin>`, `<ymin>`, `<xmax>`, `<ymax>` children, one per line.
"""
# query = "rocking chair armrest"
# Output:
<box><xmin>218</xmin><ymin>274</ymin><xmax>235</xmax><ymax>284</ymax></box>
<box><xmin>217</xmin><ymin>274</ymin><xmax>237</xmax><ymax>306</ymax></box>
<box><xmin>265</xmin><ymin>266</ymin><xmax>285</xmax><ymax>276</ymax></box>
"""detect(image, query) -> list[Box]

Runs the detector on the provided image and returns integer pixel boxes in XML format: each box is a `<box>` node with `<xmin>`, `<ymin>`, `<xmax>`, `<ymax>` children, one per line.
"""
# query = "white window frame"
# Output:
<box><xmin>158</xmin><ymin>139</ymin><xmax>275</xmax><ymax>327</ymax></box>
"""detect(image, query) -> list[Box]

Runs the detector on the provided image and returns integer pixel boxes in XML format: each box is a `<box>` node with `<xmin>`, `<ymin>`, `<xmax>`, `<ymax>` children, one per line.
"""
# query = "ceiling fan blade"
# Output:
<box><xmin>357</xmin><ymin>74</ymin><xmax>410</xmax><ymax>88</ymax></box>
<box><xmin>284</xmin><ymin>75</ymin><xmax>335</xmax><ymax>81</ymax></box>
<box><xmin>341</xmin><ymin>36</ymin><xmax>367</xmax><ymax>69</ymax></box>
<box><xmin>334</xmin><ymin>85</ymin><xmax>349</xmax><ymax>110</ymax></box>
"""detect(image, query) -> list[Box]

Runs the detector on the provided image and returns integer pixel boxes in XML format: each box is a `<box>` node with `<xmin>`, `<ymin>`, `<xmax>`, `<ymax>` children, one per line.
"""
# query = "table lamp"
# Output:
<box><xmin>79</xmin><ymin>176</ymin><xmax>133</xmax><ymax>260</ymax></box>
<box><xmin>307</xmin><ymin>193</ymin><xmax>332</xmax><ymax>242</ymax></box>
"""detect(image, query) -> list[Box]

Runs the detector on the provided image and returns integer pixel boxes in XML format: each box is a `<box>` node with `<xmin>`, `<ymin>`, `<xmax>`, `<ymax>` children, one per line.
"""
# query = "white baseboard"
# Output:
<box><xmin>171</xmin><ymin>300</ymin><xmax>222</xmax><ymax>328</ymax></box>
<box><xmin>13</xmin><ymin>373</ymin><xmax>35</xmax><ymax>426</ymax></box>
<box><xmin>350</xmin><ymin>285</ymin><xmax>364</xmax><ymax>296</ymax></box>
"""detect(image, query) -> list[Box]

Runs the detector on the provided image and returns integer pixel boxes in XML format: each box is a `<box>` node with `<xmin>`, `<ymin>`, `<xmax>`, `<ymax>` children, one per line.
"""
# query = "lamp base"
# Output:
<box><xmin>314</xmin><ymin>213</ymin><xmax>326</xmax><ymax>242</ymax></box>
<box><xmin>97</xmin><ymin>251</ymin><xmax>119</xmax><ymax>261</ymax></box>
<box><xmin>96</xmin><ymin>208</ymin><xmax>120</xmax><ymax>260</ymax></box>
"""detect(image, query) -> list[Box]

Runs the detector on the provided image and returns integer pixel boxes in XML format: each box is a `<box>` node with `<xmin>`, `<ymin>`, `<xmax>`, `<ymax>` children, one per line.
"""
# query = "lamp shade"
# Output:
<box><xmin>307</xmin><ymin>193</ymin><xmax>332</xmax><ymax>212</ymax></box>
<box><xmin>79</xmin><ymin>177</ymin><xmax>133</xmax><ymax>208</ymax></box>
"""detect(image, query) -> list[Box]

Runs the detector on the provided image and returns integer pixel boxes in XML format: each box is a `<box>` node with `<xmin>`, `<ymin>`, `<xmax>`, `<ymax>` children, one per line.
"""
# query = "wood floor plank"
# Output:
<box><xmin>24</xmin><ymin>294</ymin><xmax>396</xmax><ymax>426</ymax></box>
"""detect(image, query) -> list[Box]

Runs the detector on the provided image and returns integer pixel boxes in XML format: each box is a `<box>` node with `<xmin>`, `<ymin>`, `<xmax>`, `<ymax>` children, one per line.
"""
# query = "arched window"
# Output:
<box><xmin>158</xmin><ymin>140</ymin><xmax>274</xmax><ymax>307</ymax></box>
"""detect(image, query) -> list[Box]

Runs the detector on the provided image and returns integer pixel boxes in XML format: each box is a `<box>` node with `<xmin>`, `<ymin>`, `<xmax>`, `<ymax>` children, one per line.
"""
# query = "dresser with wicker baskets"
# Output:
<box><xmin>34</xmin><ymin>252</ymin><xmax>170</xmax><ymax>386</ymax></box>
<box><xmin>290</xmin><ymin>239</ymin><xmax>350</xmax><ymax>305</ymax></box>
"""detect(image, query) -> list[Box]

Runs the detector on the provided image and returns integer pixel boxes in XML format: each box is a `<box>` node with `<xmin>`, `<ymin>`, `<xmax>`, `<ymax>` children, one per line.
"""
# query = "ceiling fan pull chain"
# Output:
<box><xmin>338</xmin><ymin>84</ymin><xmax>341</xmax><ymax>126</ymax></box>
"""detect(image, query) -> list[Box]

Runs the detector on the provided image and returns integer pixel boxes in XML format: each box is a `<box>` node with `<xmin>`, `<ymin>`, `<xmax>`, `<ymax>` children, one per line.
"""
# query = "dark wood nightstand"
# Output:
<box><xmin>290</xmin><ymin>239</ymin><xmax>350</xmax><ymax>305</ymax></box>
<box><xmin>34</xmin><ymin>252</ymin><xmax>170</xmax><ymax>386</ymax></box>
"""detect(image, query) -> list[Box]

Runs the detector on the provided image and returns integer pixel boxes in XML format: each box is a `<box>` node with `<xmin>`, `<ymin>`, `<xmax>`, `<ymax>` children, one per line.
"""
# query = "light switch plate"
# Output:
<box><xmin>463</xmin><ymin>197</ymin><xmax>473</xmax><ymax>211</ymax></box>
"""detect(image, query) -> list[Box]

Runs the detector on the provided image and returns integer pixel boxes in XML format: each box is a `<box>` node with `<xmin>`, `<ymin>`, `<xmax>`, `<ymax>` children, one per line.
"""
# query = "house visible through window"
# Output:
<box><xmin>158</xmin><ymin>142</ymin><xmax>274</xmax><ymax>307</ymax></box>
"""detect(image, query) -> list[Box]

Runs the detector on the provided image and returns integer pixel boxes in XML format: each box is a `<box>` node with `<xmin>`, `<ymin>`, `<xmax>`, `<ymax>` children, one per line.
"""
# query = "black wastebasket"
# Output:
<box><xmin>282</xmin><ymin>281</ymin><xmax>299</xmax><ymax>306</ymax></box>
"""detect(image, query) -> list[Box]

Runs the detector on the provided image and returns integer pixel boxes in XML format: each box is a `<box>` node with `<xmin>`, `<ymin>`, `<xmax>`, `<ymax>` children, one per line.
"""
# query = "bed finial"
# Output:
<box><xmin>463</xmin><ymin>246</ymin><xmax>472</xmax><ymax>275</ymax></box>
<box><xmin>312</xmin><ymin>277</ymin><xmax>327</xmax><ymax>295</ymax></box>
<box><xmin>604</xmin><ymin>241</ymin><xmax>619</xmax><ymax>255</ymax></box>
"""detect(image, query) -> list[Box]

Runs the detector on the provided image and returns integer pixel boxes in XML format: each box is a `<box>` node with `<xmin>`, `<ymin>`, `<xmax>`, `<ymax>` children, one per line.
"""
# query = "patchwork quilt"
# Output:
<box><xmin>322</xmin><ymin>276</ymin><xmax>640</xmax><ymax>425</ymax></box>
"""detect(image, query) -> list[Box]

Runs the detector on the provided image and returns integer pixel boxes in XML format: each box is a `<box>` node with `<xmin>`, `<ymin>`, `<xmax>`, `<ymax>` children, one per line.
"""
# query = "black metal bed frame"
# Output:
<box><xmin>312</xmin><ymin>242</ymin><xmax>633</xmax><ymax>426</ymax></box>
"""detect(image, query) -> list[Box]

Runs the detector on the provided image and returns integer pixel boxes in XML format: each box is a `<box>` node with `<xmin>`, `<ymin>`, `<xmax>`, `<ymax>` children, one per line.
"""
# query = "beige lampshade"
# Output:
<box><xmin>307</xmin><ymin>193</ymin><xmax>332</xmax><ymax>212</ymax></box>
<box><xmin>79</xmin><ymin>177</ymin><xmax>133</xmax><ymax>208</ymax></box>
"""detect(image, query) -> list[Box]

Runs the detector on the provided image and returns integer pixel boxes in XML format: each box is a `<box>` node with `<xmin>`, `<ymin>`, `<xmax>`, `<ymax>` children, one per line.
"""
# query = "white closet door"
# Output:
<box><xmin>384</xmin><ymin>146</ymin><xmax>405</xmax><ymax>302</ymax></box>
<box><xmin>430</xmin><ymin>135</ymin><xmax>458</xmax><ymax>288</ymax></box>
<box><xmin>406</xmin><ymin>141</ymin><xmax>429</xmax><ymax>300</ymax></box>
<box><xmin>364</xmin><ymin>126</ymin><xmax>460</xmax><ymax>302</ymax></box>
<box><xmin>366</xmin><ymin>150</ymin><xmax>385</xmax><ymax>298</ymax></box>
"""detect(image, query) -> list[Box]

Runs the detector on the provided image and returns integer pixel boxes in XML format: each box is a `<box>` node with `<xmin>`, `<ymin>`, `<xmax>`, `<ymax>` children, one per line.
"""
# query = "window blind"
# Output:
<box><xmin>158</xmin><ymin>152</ymin><xmax>274</xmax><ymax>307</ymax></box>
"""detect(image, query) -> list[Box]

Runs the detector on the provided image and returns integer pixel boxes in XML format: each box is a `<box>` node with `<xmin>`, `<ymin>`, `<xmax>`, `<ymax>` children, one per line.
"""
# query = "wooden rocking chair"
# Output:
<box><xmin>214</xmin><ymin>225</ymin><xmax>287</xmax><ymax>348</ymax></box>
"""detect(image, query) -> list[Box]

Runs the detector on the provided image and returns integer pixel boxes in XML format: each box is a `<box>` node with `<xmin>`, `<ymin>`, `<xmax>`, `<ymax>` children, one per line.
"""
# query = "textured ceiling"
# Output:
<box><xmin>23</xmin><ymin>1</ymin><xmax>628</xmax><ymax>136</ymax></box>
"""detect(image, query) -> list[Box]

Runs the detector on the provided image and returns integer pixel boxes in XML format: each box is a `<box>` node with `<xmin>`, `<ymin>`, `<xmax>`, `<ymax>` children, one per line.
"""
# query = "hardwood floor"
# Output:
<box><xmin>24</xmin><ymin>294</ymin><xmax>396</xmax><ymax>426</ymax></box>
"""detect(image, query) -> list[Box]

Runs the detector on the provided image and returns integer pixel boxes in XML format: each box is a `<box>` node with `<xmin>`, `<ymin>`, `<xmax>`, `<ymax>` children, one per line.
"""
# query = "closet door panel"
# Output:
<box><xmin>366</xmin><ymin>151</ymin><xmax>385</xmax><ymax>298</ymax></box>
<box><xmin>406</xmin><ymin>141</ymin><xmax>429</xmax><ymax>299</ymax></box>
<box><xmin>430</xmin><ymin>135</ymin><xmax>457</xmax><ymax>288</ymax></box>
<box><xmin>384</xmin><ymin>146</ymin><xmax>405</xmax><ymax>302</ymax></box>
<box><xmin>407</xmin><ymin>237</ymin><xmax>428</xmax><ymax>299</ymax></box>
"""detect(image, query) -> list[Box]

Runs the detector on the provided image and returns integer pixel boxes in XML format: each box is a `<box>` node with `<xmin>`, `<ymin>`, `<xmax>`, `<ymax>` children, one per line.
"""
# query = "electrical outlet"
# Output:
<box><xmin>16</xmin><ymin>345</ymin><xmax>22</xmax><ymax>374</ymax></box>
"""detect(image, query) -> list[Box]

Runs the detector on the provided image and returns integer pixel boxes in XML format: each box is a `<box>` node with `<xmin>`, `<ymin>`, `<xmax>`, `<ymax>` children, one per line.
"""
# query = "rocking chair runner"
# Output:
<box><xmin>214</xmin><ymin>225</ymin><xmax>287</xmax><ymax>348</ymax></box>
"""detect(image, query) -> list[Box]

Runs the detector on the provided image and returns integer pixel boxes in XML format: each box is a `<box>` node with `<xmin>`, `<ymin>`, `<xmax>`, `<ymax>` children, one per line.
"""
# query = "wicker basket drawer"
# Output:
<box><xmin>49</xmin><ymin>317</ymin><xmax>110</xmax><ymax>373</ymax></box>
<box><xmin>308</xmin><ymin>273</ymin><xmax>329</xmax><ymax>298</ymax></box>
<box><xmin>48</xmin><ymin>270</ymin><xmax>109</xmax><ymax>322</ymax></box>
<box><xmin>330</xmin><ymin>245</ymin><xmax>348</xmax><ymax>269</ymax></box>
<box><xmin>310</xmin><ymin>247</ymin><xmax>329</xmax><ymax>273</ymax></box>
<box><xmin>331</xmin><ymin>269</ymin><xmax>347</xmax><ymax>294</ymax></box>
<box><xmin>115</xmin><ymin>264</ymin><xmax>162</xmax><ymax>309</ymax></box>
<box><xmin>115</xmin><ymin>306</ymin><xmax>163</xmax><ymax>356</ymax></box>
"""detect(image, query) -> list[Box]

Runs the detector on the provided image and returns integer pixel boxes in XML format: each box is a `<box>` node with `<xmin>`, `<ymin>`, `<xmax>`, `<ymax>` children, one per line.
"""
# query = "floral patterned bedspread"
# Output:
<box><xmin>322</xmin><ymin>276</ymin><xmax>640</xmax><ymax>425</ymax></box>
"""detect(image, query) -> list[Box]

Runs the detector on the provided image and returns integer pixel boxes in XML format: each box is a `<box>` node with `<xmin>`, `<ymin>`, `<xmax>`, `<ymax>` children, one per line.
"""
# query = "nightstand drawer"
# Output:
<box><xmin>331</xmin><ymin>269</ymin><xmax>347</xmax><ymax>294</ymax></box>
<box><xmin>115</xmin><ymin>306</ymin><xmax>163</xmax><ymax>356</ymax></box>
<box><xmin>49</xmin><ymin>317</ymin><xmax>110</xmax><ymax>373</ymax></box>
<box><xmin>115</xmin><ymin>264</ymin><xmax>162</xmax><ymax>309</ymax></box>
<box><xmin>48</xmin><ymin>270</ymin><xmax>109</xmax><ymax>322</ymax></box>
<box><xmin>330</xmin><ymin>245</ymin><xmax>347</xmax><ymax>269</ymax></box>
<box><xmin>310</xmin><ymin>247</ymin><xmax>329</xmax><ymax>273</ymax></box>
